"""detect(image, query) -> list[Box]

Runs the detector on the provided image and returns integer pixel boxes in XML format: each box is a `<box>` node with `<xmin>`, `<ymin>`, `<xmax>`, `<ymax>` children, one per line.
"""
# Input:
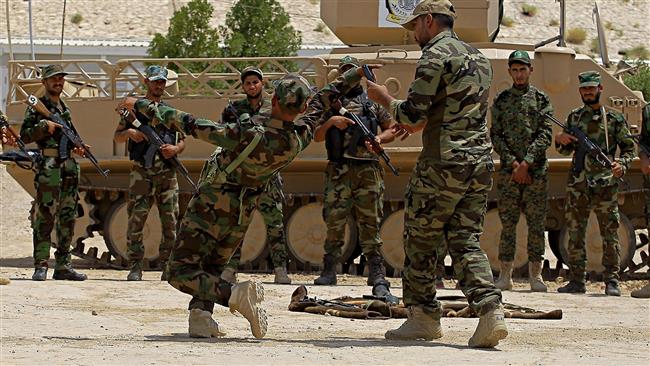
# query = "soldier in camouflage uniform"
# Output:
<box><xmin>20</xmin><ymin>65</ymin><xmax>87</xmax><ymax>281</ymax></box>
<box><xmin>126</xmin><ymin>70</ymin><xmax>364</xmax><ymax>339</ymax></box>
<box><xmin>631</xmin><ymin>102</ymin><xmax>650</xmax><ymax>298</ymax></box>
<box><xmin>219</xmin><ymin>66</ymin><xmax>291</xmax><ymax>285</ymax></box>
<box><xmin>490</xmin><ymin>50</ymin><xmax>553</xmax><ymax>292</ymax></box>
<box><xmin>555</xmin><ymin>71</ymin><xmax>635</xmax><ymax>296</ymax></box>
<box><xmin>114</xmin><ymin>65</ymin><xmax>185</xmax><ymax>281</ymax></box>
<box><xmin>366</xmin><ymin>0</ymin><xmax>507</xmax><ymax>347</ymax></box>
<box><xmin>312</xmin><ymin>56</ymin><xmax>396</xmax><ymax>296</ymax></box>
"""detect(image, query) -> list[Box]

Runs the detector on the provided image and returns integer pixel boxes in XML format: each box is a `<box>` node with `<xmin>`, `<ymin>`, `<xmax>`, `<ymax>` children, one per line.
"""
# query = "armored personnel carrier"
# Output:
<box><xmin>2</xmin><ymin>0</ymin><xmax>646</xmax><ymax>279</ymax></box>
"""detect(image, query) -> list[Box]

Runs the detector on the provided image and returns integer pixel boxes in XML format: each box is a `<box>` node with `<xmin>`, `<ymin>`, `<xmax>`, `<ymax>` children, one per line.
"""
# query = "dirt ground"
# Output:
<box><xmin>1</xmin><ymin>166</ymin><xmax>650</xmax><ymax>365</ymax></box>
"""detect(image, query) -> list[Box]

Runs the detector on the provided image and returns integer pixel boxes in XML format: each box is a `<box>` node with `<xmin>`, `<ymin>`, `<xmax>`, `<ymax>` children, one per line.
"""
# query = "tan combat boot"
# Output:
<box><xmin>528</xmin><ymin>262</ymin><xmax>547</xmax><ymax>292</ymax></box>
<box><xmin>273</xmin><ymin>267</ymin><xmax>291</xmax><ymax>284</ymax></box>
<box><xmin>229</xmin><ymin>281</ymin><xmax>268</xmax><ymax>339</ymax></box>
<box><xmin>495</xmin><ymin>261</ymin><xmax>513</xmax><ymax>290</ymax></box>
<box><xmin>468</xmin><ymin>304</ymin><xmax>508</xmax><ymax>348</ymax></box>
<box><xmin>385</xmin><ymin>306</ymin><xmax>443</xmax><ymax>341</ymax></box>
<box><xmin>220</xmin><ymin>267</ymin><xmax>238</xmax><ymax>284</ymax></box>
<box><xmin>631</xmin><ymin>283</ymin><xmax>650</xmax><ymax>298</ymax></box>
<box><xmin>188</xmin><ymin>309</ymin><xmax>226</xmax><ymax>338</ymax></box>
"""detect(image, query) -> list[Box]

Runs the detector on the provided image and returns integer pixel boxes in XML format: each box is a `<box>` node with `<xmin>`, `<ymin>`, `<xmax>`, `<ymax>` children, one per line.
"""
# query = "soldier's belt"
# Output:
<box><xmin>41</xmin><ymin>148</ymin><xmax>61</xmax><ymax>158</ymax></box>
<box><xmin>336</xmin><ymin>158</ymin><xmax>379</xmax><ymax>166</ymax></box>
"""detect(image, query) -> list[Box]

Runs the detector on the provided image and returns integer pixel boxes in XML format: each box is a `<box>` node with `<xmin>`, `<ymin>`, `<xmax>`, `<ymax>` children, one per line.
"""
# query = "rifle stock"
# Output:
<box><xmin>25</xmin><ymin>95</ymin><xmax>109</xmax><ymax>177</ymax></box>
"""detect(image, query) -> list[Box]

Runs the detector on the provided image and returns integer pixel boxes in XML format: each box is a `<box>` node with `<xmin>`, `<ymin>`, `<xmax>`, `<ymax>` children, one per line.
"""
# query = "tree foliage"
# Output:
<box><xmin>148</xmin><ymin>0</ymin><xmax>221</xmax><ymax>70</ymax></box>
<box><xmin>221</xmin><ymin>0</ymin><xmax>302</xmax><ymax>58</ymax></box>
<box><xmin>623</xmin><ymin>62</ymin><xmax>650</xmax><ymax>101</ymax></box>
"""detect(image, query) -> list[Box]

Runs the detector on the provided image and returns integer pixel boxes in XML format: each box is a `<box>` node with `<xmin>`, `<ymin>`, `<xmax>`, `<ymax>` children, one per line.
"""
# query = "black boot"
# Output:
<box><xmin>557</xmin><ymin>281</ymin><xmax>586</xmax><ymax>294</ymax></box>
<box><xmin>366</xmin><ymin>254</ymin><xmax>388</xmax><ymax>286</ymax></box>
<box><xmin>605</xmin><ymin>280</ymin><xmax>621</xmax><ymax>296</ymax></box>
<box><xmin>32</xmin><ymin>267</ymin><xmax>48</xmax><ymax>281</ymax></box>
<box><xmin>127</xmin><ymin>262</ymin><xmax>143</xmax><ymax>281</ymax></box>
<box><xmin>53</xmin><ymin>266</ymin><xmax>87</xmax><ymax>281</ymax></box>
<box><xmin>314</xmin><ymin>254</ymin><xmax>338</xmax><ymax>285</ymax></box>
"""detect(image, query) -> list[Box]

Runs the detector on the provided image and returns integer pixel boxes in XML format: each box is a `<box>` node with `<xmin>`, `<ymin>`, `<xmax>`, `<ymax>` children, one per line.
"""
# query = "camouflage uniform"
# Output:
<box><xmin>133</xmin><ymin>73</ymin><xmax>352</xmax><ymax>313</ymax></box>
<box><xmin>21</xmin><ymin>95</ymin><xmax>79</xmax><ymax>270</ymax></box>
<box><xmin>641</xmin><ymin>103</ymin><xmax>650</xmax><ymax>230</ymax></box>
<box><xmin>557</xmin><ymin>80</ymin><xmax>635</xmax><ymax>284</ymax></box>
<box><xmin>117</xmin><ymin>98</ymin><xmax>184</xmax><ymax>268</ymax></box>
<box><xmin>220</xmin><ymin>97</ymin><xmax>290</xmax><ymax>270</ymax></box>
<box><xmin>319</xmin><ymin>89</ymin><xmax>392</xmax><ymax>260</ymax></box>
<box><xmin>491</xmin><ymin>84</ymin><xmax>553</xmax><ymax>263</ymax></box>
<box><xmin>388</xmin><ymin>30</ymin><xmax>500</xmax><ymax>316</ymax></box>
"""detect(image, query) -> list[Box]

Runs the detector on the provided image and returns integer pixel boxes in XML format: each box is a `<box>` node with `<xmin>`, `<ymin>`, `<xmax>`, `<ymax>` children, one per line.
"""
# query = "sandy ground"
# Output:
<box><xmin>1</xmin><ymin>166</ymin><xmax>650</xmax><ymax>365</ymax></box>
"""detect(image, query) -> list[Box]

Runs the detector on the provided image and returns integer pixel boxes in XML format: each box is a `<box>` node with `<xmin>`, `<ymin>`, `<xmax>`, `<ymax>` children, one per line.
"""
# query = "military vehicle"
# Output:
<box><xmin>2</xmin><ymin>0</ymin><xmax>647</xmax><ymax>279</ymax></box>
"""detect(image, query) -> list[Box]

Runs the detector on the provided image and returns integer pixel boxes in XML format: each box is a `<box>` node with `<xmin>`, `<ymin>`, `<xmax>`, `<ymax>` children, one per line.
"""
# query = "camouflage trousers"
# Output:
<box><xmin>564</xmin><ymin>181</ymin><xmax>620</xmax><ymax>282</ymax></box>
<box><xmin>167</xmin><ymin>182</ymin><xmax>261</xmax><ymax>309</ymax></box>
<box><xmin>225</xmin><ymin>178</ymin><xmax>288</xmax><ymax>269</ymax></box>
<box><xmin>323</xmin><ymin>161</ymin><xmax>384</xmax><ymax>259</ymax></box>
<box><xmin>644</xmin><ymin>175</ymin><xmax>650</xmax><ymax>231</ymax></box>
<box><xmin>31</xmin><ymin>157</ymin><xmax>79</xmax><ymax>269</ymax></box>
<box><xmin>127</xmin><ymin>162</ymin><xmax>179</xmax><ymax>266</ymax></box>
<box><xmin>496</xmin><ymin>171</ymin><xmax>548</xmax><ymax>263</ymax></box>
<box><xmin>403</xmin><ymin>158</ymin><xmax>501</xmax><ymax>316</ymax></box>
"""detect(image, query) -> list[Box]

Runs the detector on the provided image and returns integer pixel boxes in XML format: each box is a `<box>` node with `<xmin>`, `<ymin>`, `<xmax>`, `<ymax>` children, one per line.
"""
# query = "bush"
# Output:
<box><xmin>501</xmin><ymin>16</ymin><xmax>514</xmax><ymax>27</ymax></box>
<box><xmin>623</xmin><ymin>62</ymin><xmax>650</xmax><ymax>101</ymax></box>
<box><xmin>589</xmin><ymin>38</ymin><xmax>600</xmax><ymax>54</ymax></box>
<box><xmin>549</xmin><ymin>19</ymin><xmax>559</xmax><ymax>27</ymax></box>
<box><xmin>314</xmin><ymin>22</ymin><xmax>328</xmax><ymax>33</ymax></box>
<box><xmin>566</xmin><ymin>28</ymin><xmax>587</xmax><ymax>44</ymax></box>
<box><xmin>521</xmin><ymin>4</ymin><xmax>537</xmax><ymax>16</ymax></box>
<box><xmin>619</xmin><ymin>45</ymin><xmax>650</xmax><ymax>60</ymax></box>
<box><xmin>71</xmin><ymin>13</ymin><xmax>83</xmax><ymax>25</ymax></box>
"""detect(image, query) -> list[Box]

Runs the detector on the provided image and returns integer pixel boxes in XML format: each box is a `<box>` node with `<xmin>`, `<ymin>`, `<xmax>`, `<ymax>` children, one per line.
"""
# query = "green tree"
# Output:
<box><xmin>623</xmin><ymin>62</ymin><xmax>650</xmax><ymax>101</ymax></box>
<box><xmin>148</xmin><ymin>0</ymin><xmax>221</xmax><ymax>71</ymax></box>
<box><xmin>221</xmin><ymin>0</ymin><xmax>302</xmax><ymax>58</ymax></box>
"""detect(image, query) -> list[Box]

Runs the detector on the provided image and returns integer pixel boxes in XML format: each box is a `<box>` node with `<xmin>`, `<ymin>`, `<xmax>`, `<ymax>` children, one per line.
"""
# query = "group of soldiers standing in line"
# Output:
<box><xmin>1</xmin><ymin>0</ymin><xmax>649</xmax><ymax>347</ymax></box>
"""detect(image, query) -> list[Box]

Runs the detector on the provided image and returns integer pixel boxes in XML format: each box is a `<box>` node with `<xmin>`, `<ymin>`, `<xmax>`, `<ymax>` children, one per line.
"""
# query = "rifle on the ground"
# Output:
<box><xmin>25</xmin><ymin>95</ymin><xmax>109</xmax><ymax>177</ymax></box>
<box><xmin>542</xmin><ymin>112</ymin><xmax>623</xmax><ymax>183</ymax></box>
<box><xmin>117</xmin><ymin>98</ymin><xmax>199</xmax><ymax>194</ymax></box>
<box><xmin>627</xmin><ymin>134</ymin><xmax>650</xmax><ymax>157</ymax></box>
<box><xmin>1</xmin><ymin>112</ymin><xmax>39</xmax><ymax>167</ymax></box>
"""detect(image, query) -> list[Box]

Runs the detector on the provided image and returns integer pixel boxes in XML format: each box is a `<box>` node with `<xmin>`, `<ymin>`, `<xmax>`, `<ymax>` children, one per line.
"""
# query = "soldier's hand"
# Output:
<box><xmin>364</xmin><ymin>136</ymin><xmax>383</xmax><ymax>154</ymax></box>
<box><xmin>45</xmin><ymin>120</ymin><xmax>61</xmax><ymax>135</ymax></box>
<box><xmin>366</xmin><ymin>80</ymin><xmax>389</xmax><ymax>104</ymax></box>
<box><xmin>71</xmin><ymin>144</ymin><xmax>90</xmax><ymax>157</ymax></box>
<box><xmin>555</xmin><ymin>132</ymin><xmax>577</xmax><ymax>146</ymax></box>
<box><xmin>512</xmin><ymin>160</ymin><xmax>530</xmax><ymax>184</ymax></box>
<box><xmin>642</xmin><ymin>163</ymin><xmax>650</xmax><ymax>175</ymax></box>
<box><xmin>329</xmin><ymin>115</ymin><xmax>354</xmax><ymax>130</ymax></box>
<box><xmin>1</xmin><ymin>127</ymin><xmax>17</xmax><ymax>147</ymax></box>
<box><xmin>392</xmin><ymin>125</ymin><xmax>411</xmax><ymax>141</ymax></box>
<box><xmin>129</xmin><ymin>129</ymin><xmax>147</xmax><ymax>143</ymax></box>
<box><xmin>356</xmin><ymin>64</ymin><xmax>383</xmax><ymax>79</ymax></box>
<box><xmin>160</xmin><ymin>144</ymin><xmax>179</xmax><ymax>159</ymax></box>
<box><xmin>611</xmin><ymin>161</ymin><xmax>624</xmax><ymax>178</ymax></box>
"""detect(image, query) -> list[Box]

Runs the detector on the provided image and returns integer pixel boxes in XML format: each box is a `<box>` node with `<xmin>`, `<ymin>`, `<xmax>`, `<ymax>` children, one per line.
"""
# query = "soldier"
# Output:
<box><xmin>312</xmin><ymin>56</ymin><xmax>396</xmax><ymax>300</ymax></box>
<box><xmin>490</xmin><ymin>50</ymin><xmax>553</xmax><ymax>292</ymax></box>
<box><xmin>20</xmin><ymin>65</ymin><xmax>87</xmax><ymax>281</ymax></box>
<box><xmin>114</xmin><ymin>65</ymin><xmax>185</xmax><ymax>281</ymax></box>
<box><xmin>125</xmin><ymin>70</ymin><xmax>363</xmax><ymax>339</ymax></box>
<box><xmin>631</xmin><ymin>102</ymin><xmax>650</xmax><ymax>299</ymax></box>
<box><xmin>555</xmin><ymin>71</ymin><xmax>635</xmax><ymax>296</ymax></box>
<box><xmin>219</xmin><ymin>66</ymin><xmax>291</xmax><ymax>285</ymax></box>
<box><xmin>366</xmin><ymin>0</ymin><xmax>507</xmax><ymax>347</ymax></box>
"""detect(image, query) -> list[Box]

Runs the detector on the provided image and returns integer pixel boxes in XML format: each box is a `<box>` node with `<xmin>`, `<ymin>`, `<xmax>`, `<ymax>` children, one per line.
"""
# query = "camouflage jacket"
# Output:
<box><xmin>21</xmin><ymin>94</ymin><xmax>73</xmax><ymax>151</ymax></box>
<box><xmin>388</xmin><ymin>30</ymin><xmax>493</xmax><ymax>165</ymax></box>
<box><xmin>490</xmin><ymin>84</ymin><xmax>553</xmax><ymax>176</ymax></box>
<box><xmin>556</xmin><ymin>105</ymin><xmax>635</xmax><ymax>186</ymax></box>
<box><xmin>318</xmin><ymin>88</ymin><xmax>392</xmax><ymax>161</ymax></box>
<box><xmin>136</xmin><ymin>69</ymin><xmax>360</xmax><ymax>188</ymax></box>
<box><xmin>640</xmin><ymin>103</ymin><xmax>650</xmax><ymax>158</ymax></box>
<box><xmin>221</xmin><ymin>97</ymin><xmax>272</xmax><ymax>123</ymax></box>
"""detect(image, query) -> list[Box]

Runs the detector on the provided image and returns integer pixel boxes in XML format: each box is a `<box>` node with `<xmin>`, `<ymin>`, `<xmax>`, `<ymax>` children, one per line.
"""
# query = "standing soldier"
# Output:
<box><xmin>219</xmin><ymin>66</ymin><xmax>291</xmax><ymax>285</ymax></box>
<box><xmin>312</xmin><ymin>56</ymin><xmax>396</xmax><ymax>300</ymax></box>
<box><xmin>555</xmin><ymin>71</ymin><xmax>635</xmax><ymax>296</ymax></box>
<box><xmin>21</xmin><ymin>65</ymin><xmax>87</xmax><ymax>281</ymax></box>
<box><xmin>490</xmin><ymin>50</ymin><xmax>553</xmax><ymax>292</ymax></box>
<box><xmin>631</xmin><ymin>102</ymin><xmax>650</xmax><ymax>299</ymax></box>
<box><xmin>113</xmin><ymin>65</ymin><xmax>185</xmax><ymax>281</ymax></box>
<box><xmin>366</xmin><ymin>0</ymin><xmax>507</xmax><ymax>347</ymax></box>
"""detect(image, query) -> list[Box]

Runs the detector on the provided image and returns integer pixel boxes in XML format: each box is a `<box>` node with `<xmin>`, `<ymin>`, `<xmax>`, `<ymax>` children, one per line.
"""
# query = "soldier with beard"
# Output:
<box><xmin>555</xmin><ymin>71</ymin><xmax>634</xmax><ymax>296</ymax></box>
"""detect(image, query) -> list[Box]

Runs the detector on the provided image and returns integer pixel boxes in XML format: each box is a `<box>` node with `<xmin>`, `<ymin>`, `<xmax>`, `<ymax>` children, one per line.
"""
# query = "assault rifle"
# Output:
<box><xmin>542</xmin><ymin>112</ymin><xmax>623</xmax><ymax>183</ymax></box>
<box><xmin>25</xmin><ymin>95</ymin><xmax>109</xmax><ymax>177</ymax></box>
<box><xmin>1</xmin><ymin>112</ymin><xmax>39</xmax><ymax>167</ymax></box>
<box><xmin>331</xmin><ymin>64</ymin><xmax>399</xmax><ymax>176</ymax></box>
<box><xmin>627</xmin><ymin>134</ymin><xmax>650</xmax><ymax>158</ymax></box>
<box><xmin>117</xmin><ymin>98</ymin><xmax>199</xmax><ymax>194</ymax></box>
